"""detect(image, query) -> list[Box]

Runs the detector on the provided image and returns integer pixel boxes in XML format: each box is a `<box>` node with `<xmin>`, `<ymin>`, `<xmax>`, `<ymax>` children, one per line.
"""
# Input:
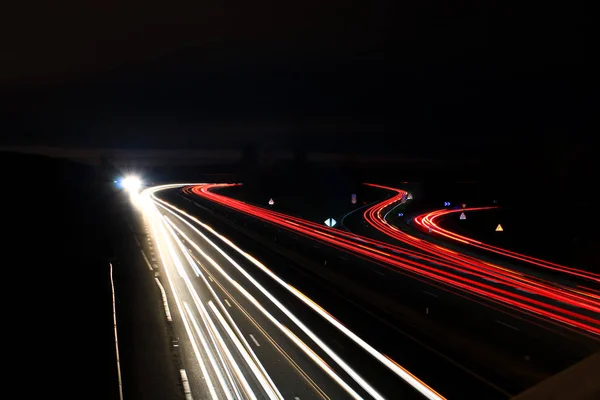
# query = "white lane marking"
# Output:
<box><xmin>158</xmin><ymin>211</ymin><xmax>362</xmax><ymax>400</ymax></box>
<box><xmin>133</xmin><ymin>234</ymin><xmax>141</xmax><ymax>247</ymax></box>
<box><xmin>423</xmin><ymin>291</ymin><xmax>438</xmax><ymax>298</ymax></box>
<box><xmin>224</xmin><ymin>299</ymin><xmax>232</xmax><ymax>308</ymax></box>
<box><xmin>372</xmin><ymin>270</ymin><xmax>385</xmax><ymax>276</ymax></box>
<box><xmin>160</xmin><ymin>209</ymin><xmax>370</xmax><ymax>400</ymax></box>
<box><xmin>209</xmin><ymin>276</ymin><xmax>213</xmax><ymax>282</ymax></box>
<box><xmin>180</xmin><ymin>369</ymin><xmax>194</xmax><ymax>400</ymax></box>
<box><xmin>156</xmin><ymin>202</ymin><xmax>445</xmax><ymax>400</ymax></box>
<box><xmin>154</xmin><ymin>278</ymin><xmax>173</xmax><ymax>321</ymax></box>
<box><xmin>140</xmin><ymin>250</ymin><xmax>153</xmax><ymax>271</ymax></box>
<box><xmin>109</xmin><ymin>263</ymin><xmax>124</xmax><ymax>400</ymax></box>
<box><xmin>496</xmin><ymin>320</ymin><xmax>519</xmax><ymax>331</ymax></box>
<box><xmin>249</xmin><ymin>334</ymin><xmax>260</xmax><ymax>347</ymax></box>
<box><xmin>153</xmin><ymin>217</ymin><xmax>220</xmax><ymax>400</ymax></box>
<box><xmin>295</xmin><ymin>397</ymin><xmax>300</xmax><ymax>400</ymax></box>
<box><xmin>183</xmin><ymin>303</ymin><xmax>238</xmax><ymax>400</ymax></box>
<box><xmin>188</xmin><ymin>248</ymin><xmax>193</xmax><ymax>253</ymax></box>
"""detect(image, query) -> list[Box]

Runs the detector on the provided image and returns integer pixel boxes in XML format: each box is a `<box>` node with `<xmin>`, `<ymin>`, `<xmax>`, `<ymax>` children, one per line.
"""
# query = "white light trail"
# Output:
<box><xmin>159</xmin><ymin>204</ymin><xmax>369</xmax><ymax>400</ymax></box>
<box><xmin>148</xmin><ymin>185</ymin><xmax>445</xmax><ymax>400</ymax></box>
<box><xmin>150</xmin><ymin>209</ymin><xmax>220</xmax><ymax>400</ymax></box>
<box><xmin>162</xmin><ymin>216</ymin><xmax>282</xmax><ymax>400</ymax></box>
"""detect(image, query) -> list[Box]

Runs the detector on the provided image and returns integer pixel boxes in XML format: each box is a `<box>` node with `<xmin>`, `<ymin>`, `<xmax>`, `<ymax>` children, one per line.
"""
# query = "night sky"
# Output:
<box><xmin>1</xmin><ymin>0</ymin><xmax>593</xmax><ymax>159</ymax></box>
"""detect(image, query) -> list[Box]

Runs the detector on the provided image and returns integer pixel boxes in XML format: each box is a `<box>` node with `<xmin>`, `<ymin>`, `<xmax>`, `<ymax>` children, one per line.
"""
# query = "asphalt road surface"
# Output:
<box><xmin>133</xmin><ymin>185</ymin><xmax>441</xmax><ymax>400</ymax></box>
<box><xmin>182</xmin><ymin>184</ymin><xmax>599</xmax><ymax>398</ymax></box>
<box><xmin>120</xmin><ymin>183</ymin><xmax>599</xmax><ymax>400</ymax></box>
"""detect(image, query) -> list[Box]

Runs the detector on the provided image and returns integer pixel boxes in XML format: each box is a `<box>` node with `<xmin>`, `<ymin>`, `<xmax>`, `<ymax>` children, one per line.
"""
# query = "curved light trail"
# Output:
<box><xmin>412</xmin><ymin>207</ymin><xmax>600</xmax><ymax>284</ymax></box>
<box><xmin>141</xmin><ymin>184</ymin><xmax>447</xmax><ymax>400</ymax></box>
<box><xmin>186</xmin><ymin>184</ymin><xmax>600</xmax><ymax>336</ymax></box>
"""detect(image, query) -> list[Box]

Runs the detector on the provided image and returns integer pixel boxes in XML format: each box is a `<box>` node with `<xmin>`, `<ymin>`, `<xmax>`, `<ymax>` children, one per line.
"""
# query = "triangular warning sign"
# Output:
<box><xmin>459</xmin><ymin>212</ymin><xmax>466</xmax><ymax>220</ymax></box>
<box><xmin>462</xmin><ymin>203</ymin><xmax>466</xmax><ymax>208</ymax></box>
<box><xmin>268</xmin><ymin>198</ymin><xmax>274</xmax><ymax>205</ymax></box>
<box><xmin>495</xmin><ymin>224</ymin><xmax>503</xmax><ymax>232</ymax></box>
<box><xmin>407</xmin><ymin>193</ymin><xmax>413</xmax><ymax>200</ymax></box>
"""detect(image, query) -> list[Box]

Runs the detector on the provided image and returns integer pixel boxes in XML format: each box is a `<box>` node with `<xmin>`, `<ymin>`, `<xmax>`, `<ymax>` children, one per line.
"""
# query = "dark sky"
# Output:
<box><xmin>0</xmin><ymin>0</ymin><xmax>593</xmax><ymax>158</ymax></box>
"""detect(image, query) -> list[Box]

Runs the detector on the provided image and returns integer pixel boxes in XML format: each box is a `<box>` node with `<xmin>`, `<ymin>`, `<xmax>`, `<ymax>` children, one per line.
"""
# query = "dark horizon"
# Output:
<box><xmin>1</xmin><ymin>0</ymin><xmax>594</xmax><ymax>163</ymax></box>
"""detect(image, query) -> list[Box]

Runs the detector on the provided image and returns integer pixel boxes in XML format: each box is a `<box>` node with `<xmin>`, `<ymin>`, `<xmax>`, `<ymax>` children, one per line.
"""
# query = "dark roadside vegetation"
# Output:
<box><xmin>2</xmin><ymin>151</ymin><xmax>119</xmax><ymax>399</ymax></box>
<box><xmin>2</xmin><ymin>151</ymin><xmax>189</xmax><ymax>399</ymax></box>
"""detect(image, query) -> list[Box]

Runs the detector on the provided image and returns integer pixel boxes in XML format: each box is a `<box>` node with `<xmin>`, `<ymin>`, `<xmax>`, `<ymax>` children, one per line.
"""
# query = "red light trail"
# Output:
<box><xmin>185</xmin><ymin>184</ymin><xmax>600</xmax><ymax>337</ymax></box>
<box><xmin>413</xmin><ymin>207</ymin><xmax>600</xmax><ymax>284</ymax></box>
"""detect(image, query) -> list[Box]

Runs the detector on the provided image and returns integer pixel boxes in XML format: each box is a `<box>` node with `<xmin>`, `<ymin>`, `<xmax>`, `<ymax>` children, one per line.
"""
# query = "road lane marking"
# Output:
<box><xmin>153</xmin><ymin>219</ymin><xmax>220</xmax><ymax>400</ymax></box>
<box><xmin>496</xmin><ymin>320</ymin><xmax>519</xmax><ymax>331</ymax></box>
<box><xmin>423</xmin><ymin>291</ymin><xmax>438</xmax><ymax>298</ymax></box>
<box><xmin>109</xmin><ymin>263</ymin><xmax>124</xmax><ymax>400</ymax></box>
<box><xmin>249</xmin><ymin>334</ymin><xmax>260</xmax><ymax>347</ymax></box>
<box><xmin>154</xmin><ymin>278</ymin><xmax>173</xmax><ymax>321</ymax></box>
<box><xmin>159</xmin><ymin>210</ymin><xmax>363</xmax><ymax>399</ymax></box>
<box><xmin>224</xmin><ymin>299</ymin><xmax>232</xmax><ymax>308</ymax></box>
<box><xmin>140</xmin><ymin>250</ymin><xmax>153</xmax><ymax>271</ymax></box>
<box><xmin>133</xmin><ymin>234</ymin><xmax>141</xmax><ymax>247</ymax></box>
<box><xmin>179</xmin><ymin>369</ymin><xmax>193</xmax><ymax>400</ymax></box>
<box><xmin>372</xmin><ymin>270</ymin><xmax>385</xmax><ymax>276</ymax></box>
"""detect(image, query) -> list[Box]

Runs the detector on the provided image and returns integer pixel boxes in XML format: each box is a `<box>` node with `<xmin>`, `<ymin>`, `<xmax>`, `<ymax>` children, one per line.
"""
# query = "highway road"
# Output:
<box><xmin>131</xmin><ymin>185</ymin><xmax>445</xmax><ymax>400</ymax></box>
<box><xmin>162</xmin><ymin>182</ymin><xmax>600</xmax><ymax>398</ymax></box>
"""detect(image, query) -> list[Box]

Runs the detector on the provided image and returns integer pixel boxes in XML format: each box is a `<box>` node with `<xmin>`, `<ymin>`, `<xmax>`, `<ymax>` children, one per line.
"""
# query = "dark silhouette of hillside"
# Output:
<box><xmin>2</xmin><ymin>152</ymin><xmax>119</xmax><ymax>399</ymax></box>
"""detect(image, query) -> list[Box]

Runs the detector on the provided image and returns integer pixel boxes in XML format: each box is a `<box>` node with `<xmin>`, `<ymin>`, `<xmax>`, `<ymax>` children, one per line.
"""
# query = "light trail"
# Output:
<box><xmin>152</xmin><ymin>187</ymin><xmax>446</xmax><ymax>400</ymax></box>
<box><xmin>184</xmin><ymin>184</ymin><xmax>600</xmax><ymax>336</ymax></box>
<box><xmin>161</xmin><ymin>215</ymin><xmax>280</xmax><ymax>400</ymax></box>
<box><xmin>141</xmin><ymin>186</ymin><xmax>386</xmax><ymax>400</ymax></box>
<box><xmin>150</xmin><ymin>207</ymin><xmax>221</xmax><ymax>400</ymax></box>
<box><xmin>412</xmin><ymin>206</ymin><xmax>600</xmax><ymax>284</ymax></box>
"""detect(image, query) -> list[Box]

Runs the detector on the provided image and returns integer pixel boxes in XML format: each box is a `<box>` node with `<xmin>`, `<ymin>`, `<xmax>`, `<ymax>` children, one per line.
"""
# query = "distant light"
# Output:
<box><xmin>122</xmin><ymin>175</ymin><xmax>142</xmax><ymax>191</ymax></box>
<box><xmin>351</xmin><ymin>194</ymin><xmax>357</xmax><ymax>204</ymax></box>
<box><xmin>113</xmin><ymin>180</ymin><xmax>118</xmax><ymax>183</ymax></box>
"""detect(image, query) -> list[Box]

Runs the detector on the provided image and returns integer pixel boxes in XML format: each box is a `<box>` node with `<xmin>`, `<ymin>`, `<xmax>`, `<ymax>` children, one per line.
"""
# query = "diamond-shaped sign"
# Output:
<box><xmin>324</xmin><ymin>218</ymin><xmax>337</xmax><ymax>227</ymax></box>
